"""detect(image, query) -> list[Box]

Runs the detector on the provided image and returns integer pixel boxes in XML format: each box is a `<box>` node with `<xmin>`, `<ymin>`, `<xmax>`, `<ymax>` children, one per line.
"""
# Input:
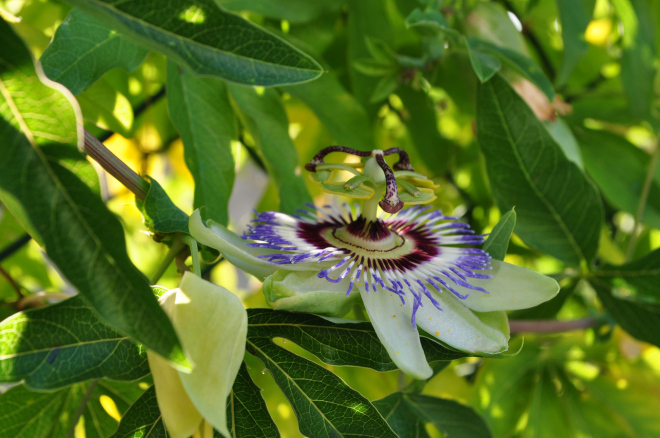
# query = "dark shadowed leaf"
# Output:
<box><xmin>167</xmin><ymin>61</ymin><xmax>237</xmax><ymax>226</ymax></box>
<box><xmin>227</xmin><ymin>362</ymin><xmax>280</xmax><ymax>437</ymax></box>
<box><xmin>476</xmin><ymin>75</ymin><xmax>603</xmax><ymax>267</ymax></box>
<box><xmin>228</xmin><ymin>85</ymin><xmax>312</xmax><ymax>215</ymax></box>
<box><xmin>40</xmin><ymin>8</ymin><xmax>148</xmax><ymax>95</ymax></box>
<box><xmin>396</xmin><ymin>86</ymin><xmax>456</xmax><ymax>176</ymax></box>
<box><xmin>591</xmin><ymin>276</ymin><xmax>660</xmax><ymax>348</ymax></box>
<box><xmin>373</xmin><ymin>392</ymin><xmax>430</xmax><ymax>438</ymax></box>
<box><xmin>285</xmin><ymin>72</ymin><xmax>375</xmax><ymax>151</ymax></box>
<box><xmin>576</xmin><ymin>128</ymin><xmax>660</xmax><ymax>230</ymax></box>
<box><xmin>110</xmin><ymin>385</ymin><xmax>168</xmax><ymax>438</ymax></box>
<box><xmin>404</xmin><ymin>393</ymin><xmax>492</xmax><ymax>438</ymax></box>
<box><xmin>555</xmin><ymin>0</ymin><xmax>595</xmax><ymax>86</ymax></box>
<box><xmin>247</xmin><ymin>337</ymin><xmax>397</xmax><ymax>438</ymax></box>
<box><xmin>219</xmin><ymin>0</ymin><xmax>344</xmax><ymax>24</ymax></box>
<box><xmin>613</xmin><ymin>0</ymin><xmax>657</xmax><ymax>120</ymax></box>
<box><xmin>593</xmin><ymin>248</ymin><xmax>660</xmax><ymax>306</ymax></box>
<box><xmin>62</xmin><ymin>0</ymin><xmax>323</xmax><ymax>86</ymax></box>
<box><xmin>0</xmin><ymin>21</ymin><xmax>188</xmax><ymax>370</ymax></box>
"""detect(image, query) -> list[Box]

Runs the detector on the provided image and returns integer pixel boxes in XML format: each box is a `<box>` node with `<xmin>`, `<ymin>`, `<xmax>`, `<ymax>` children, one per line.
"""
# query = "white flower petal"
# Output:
<box><xmin>416</xmin><ymin>290</ymin><xmax>509</xmax><ymax>354</ymax></box>
<box><xmin>359</xmin><ymin>287</ymin><xmax>433</xmax><ymax>380</ymax></box>
<box><xmin>174</xmin><ymin>272</ymin><xmax>247</xmax><ymax>438</ymax></box>
<box><xmin>457</xmin><ymin>260</ymin><xmax>559</xmax><ymax>312</ymax></box>
<box><xmin>148</xmin><ymin>290</ymin><xmax>202</xmax><ymax>438</ymax></box>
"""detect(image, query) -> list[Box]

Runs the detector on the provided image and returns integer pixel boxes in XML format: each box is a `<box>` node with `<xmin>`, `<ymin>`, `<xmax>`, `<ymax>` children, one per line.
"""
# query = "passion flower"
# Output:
<box><xmin>190</xmin><ymin>147</ymin><xmax>559</xmax><ymax>379</ymax></box>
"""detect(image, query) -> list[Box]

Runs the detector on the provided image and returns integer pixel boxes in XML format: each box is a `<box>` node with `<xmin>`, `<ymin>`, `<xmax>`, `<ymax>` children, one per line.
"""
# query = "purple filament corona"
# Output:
<box><xmin>243</xmin><ymin>204</ymin><xmax>493</xmax><ymax>326</ymax></box>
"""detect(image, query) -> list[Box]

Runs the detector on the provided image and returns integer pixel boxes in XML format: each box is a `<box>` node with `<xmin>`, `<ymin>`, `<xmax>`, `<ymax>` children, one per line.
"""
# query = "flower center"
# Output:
<box><xmin>324</xmin><ymin>217</ymin><xmax>408</xmax><ymax>256</ymax></box>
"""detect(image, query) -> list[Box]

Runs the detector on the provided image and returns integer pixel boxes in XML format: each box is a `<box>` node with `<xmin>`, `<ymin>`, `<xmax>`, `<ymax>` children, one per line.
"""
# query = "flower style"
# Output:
<box><xmin>189</xmin><ymin>147</ymin><xmax>558</xmax><ymax>379</ymax></box>
<box><xmin>148</xmin><ymin>272</ymin><xmax>247</xmax><ymax>438</ymax></box>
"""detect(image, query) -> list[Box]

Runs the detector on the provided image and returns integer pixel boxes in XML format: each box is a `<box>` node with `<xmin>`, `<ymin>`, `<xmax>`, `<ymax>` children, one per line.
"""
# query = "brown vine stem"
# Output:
<box><xmin>625</xmin><ymin>134</ymin><xmax>660</xmax><ymax>262</ymax></box>
<box><xmin>82</xmin><ymin>130</ymin><xmax>149</xmax><ymax>201</ymax></box>
<box><xmin>509</xmin><ymin>317</ymin><xmax>597</xmax><ymax>334</ymax></box>
<box><xmin>0</xmin><ymin>265</ymin><xmax>23</xmax><ymax>298</ymax></box>
<box><xmin>66</xmin><ymin>380</ymin><xmax>98</xmax><ymax>438</ymax></box>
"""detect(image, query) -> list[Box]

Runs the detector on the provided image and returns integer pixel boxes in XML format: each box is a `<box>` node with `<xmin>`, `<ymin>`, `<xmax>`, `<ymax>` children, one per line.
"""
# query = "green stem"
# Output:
<box><xmin>625</xmin><ymin>136</ymin><xmax>660</xmax><ymax>262</ymax></box>
<box><xmin>183</xmin><ymin>236</ymin><xmax>201</xmax><ymax>277</ymax></box>
<box><xmin>150</xmin><ymin>236</ymin><xmax>186</xmax><ymax>284</ymax></box>
<box><xmin>82</xmin><ymin>130</ymin><xmax>150</xmax><ymax>200</ymax></box>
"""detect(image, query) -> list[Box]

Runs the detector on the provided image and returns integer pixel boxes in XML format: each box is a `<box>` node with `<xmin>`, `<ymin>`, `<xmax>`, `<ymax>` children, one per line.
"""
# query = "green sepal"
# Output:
<box><xmin>309</xmin><ymin>169</ymin><xmax>332</xmax><ymax>184</ymax></box>
<box><xmin>263</xmin><ymin>270</ymin><xmax>358</xmax><ymax>317</ymax></box>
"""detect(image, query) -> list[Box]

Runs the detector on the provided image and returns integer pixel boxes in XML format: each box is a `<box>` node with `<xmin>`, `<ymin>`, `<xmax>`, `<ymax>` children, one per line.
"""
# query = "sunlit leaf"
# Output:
<box><xmin>62</xmin><ymin>0</ymin><xmax>323</xmax><ymax>85</ymax></box>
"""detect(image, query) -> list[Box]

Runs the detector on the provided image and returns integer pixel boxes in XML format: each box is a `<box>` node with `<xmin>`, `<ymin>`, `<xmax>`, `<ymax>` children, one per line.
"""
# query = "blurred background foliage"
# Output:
<box><xmin>1</xmin><ymin>0</ymin><xmax>660</xmax><ymax>436</ymax></box>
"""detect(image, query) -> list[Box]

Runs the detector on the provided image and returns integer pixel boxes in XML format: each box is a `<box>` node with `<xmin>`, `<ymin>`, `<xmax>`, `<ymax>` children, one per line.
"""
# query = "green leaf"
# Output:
<box><xmin>0</xmin><ymin>380</ymin><xmax>143</xmax><ymax>438</ymax></box>
<box><xmin>405</xmin><ymin>8</ymin><xmax>459</xmax><ymax>39</ymax></box>
<box><xmin>247</xmin><ymin>309</ymin><xmax>469</xmax><ymax>371</ymax></box>
<box><xmin>347</xmin><ymin>0</ymin><xmax>394</xmax><ymax>118</ymax></box>
<box><xmin>62</xmin><ymin>0</ymin><xmax>323</xmax><ymax>86</ymax></box>
<box><xmin>555</xmin><ymin>0</ymin><xmax>595</xmax><ymax>86</ymax></box>
<box><xmin>166</xmin><ymin>61</ymin><xmax>237</xmax><ymax>226</ymax></box>
<box><xmin>219</xmin><ymin>0</ymin><xmax>344</xmax><ymax>24</ymax></box>
<box><xmin>404</xmin><ymin>393</ymin><xmax>492</xmax><ymax>438</ymax></box>
<box><xmin>0</xmin><ymin>295</ymin><xmax>148</xmax><ymax>390</ymax></box>
<box><xmin>246</xmin><ymin>337</ymin><xmax>398</xmax><ymax>438</ymax></box>
<box><xmin>285</xmin><ymin>72</ymin><xmax>375</xmax><ymax>151</ymax></box>
<box><xmin>576</xmin><ymin>128</ymin><xmax>660</xmax><ymax>230</ymax></box>
<box><xmin>110</xmin><ymin>385</ymin><xmax>168</xmax><ymax>438</ymax></box>
<box><xmin>370</xmin><ymin>75</ymin><xmax>399</xmax><ymax>103</ymax></box>
<box><xmin>466</xmin><ymin>41</ymin><xmax>502</xmax><ymax>83</ymax></box>
<box><xmin>612</xmin><ymin>0</ymin><xmax>657</xmax><ymax>120</ymax></box>
<box><xmin>40</xmin><ymin>8</ymin><xmax>149</xmax><ymax>95</ymax></box>
<box><xmin>353</xmin><ymin>58</ymin><xmax>398</xmax><ymax>77</ymax></box>
<box><xmin>373</xmin><ymin>392</ymin><xmax>430</xmax><ymax>438</ymax></box>
<box><xmin>0</xmin><ymin>21</ymin><xmax>189</xmax><ymax>371</ymax></box>
<box><xmin>483</xmin><ymin>208</ymin><xmax>516</xmax><ymax>261</ymax></box>
<box><xmin>591</xmin><ymin>276</ymin><xmax>660</xmax><ymax>347</ymax></box>
<box><xmin>395</xmin><ymin>86</ymin><xmax>456</xmax><ymax>176</ymax></box>
<box><xmin>476</xmin><ymin>75</ymin><xmax>603</xmax><ymax>267</ymax></box>
<box><xmin>138</xmin><ymin>176</ymin><xmax>190</xmax><ymax>235</ymax></box>
<box><xmin>77</xmin><ymin>78</ymin><xmax>134</xmax><ymax>137</ymax></box>
<box><xmin>0</xmin><ymin>384</ymin><xmax>80</xmax><ymax>437</ymax></box>
<box><xmin>545</xmin><ymin>118</ymin><xmax>584</xmax><ymax>170</ymax></box>
<box><xmin>469</xmin><ymin>39</ymin><xmax>555</xmax><ymax>101</ymax></box>
<box><xmin>227</xmin><ymin>362</ymin><xmax>280</xmax><ymax>437</ymax></box>
<box><xmin>594</xmin><ymin>248</ymin><xmax>660</xmax><ymax>306</ymax></box>
<box><xmin>84</xmin><ymin>380</ymin><xmax>149</xmax><ymax>438</ymax></box>
<box><xmin>227</xmin><ymin>85</ymin><xmax>312</xmax><ymax>215</ymax></box>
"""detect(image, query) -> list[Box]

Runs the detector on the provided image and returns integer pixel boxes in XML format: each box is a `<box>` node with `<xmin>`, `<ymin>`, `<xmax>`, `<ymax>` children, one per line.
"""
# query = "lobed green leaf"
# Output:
<box><xmin>0</xmin><ymin>295</ymin><xmax>149</xmax><ymax>390</ymax></box>
<box><xmin>227</xmin><ymin>362</ymin><xmax>280</xmax><ymax>438</ymax></box>
<box><xmin>246</xmin><ymin>337</ymin><xmax>397</xmax><ymax>438</ymax></box>
<box><xmin>247</xmin><ymin>309</ymin><xmax>468</xmax><ymax>371</ymax></box>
